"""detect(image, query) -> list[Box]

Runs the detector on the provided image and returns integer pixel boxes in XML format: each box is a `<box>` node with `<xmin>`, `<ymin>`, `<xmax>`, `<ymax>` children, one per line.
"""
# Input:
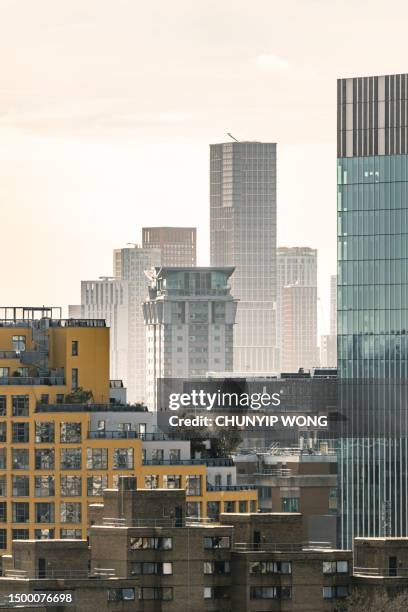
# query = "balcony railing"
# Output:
<box><xmin>207</xmin><ymin>484</ymin><xmax>257</xmax><ymax>491</ymax></box>
<box><xmin>3</xmin><ymin>568</ymin><xmax>115</xmax><ymax>580</ymax></box>
<box><xmin>36</xmin><ymin>403</ymin><xmax>148</xmax><ymax>413</ymax></box>
<box><xmin>102</xmin><ymin>517</ymin><xmax>216</xmax><ymax>528</ymax></box>
<box><xmin>353</xmin><ymin>567</ymin><xmax>408</xmax><ymax>577</ymax></box>
<box><xmin>88</xmin><ymin>431</ymin><xmax>168</xmax><ymax>441</ymax></box>
<box><xmin>0</xmin><ymin>351</ymin><xmax>18</xmax><ymax>359</ymax></box>
<box><xmin>233</xmin><ymin>541</ymin><xmax>333</xmax><ymax>552</ymax></box>
<box><xmin>142</xmin><ymin>458</ymin><xmax>234</xmax><ymax>467</ymax></box>
<box><xmin>0</xmin><ymin>376</ymin><xmax>64</xmax><ymax>386</ymax></box>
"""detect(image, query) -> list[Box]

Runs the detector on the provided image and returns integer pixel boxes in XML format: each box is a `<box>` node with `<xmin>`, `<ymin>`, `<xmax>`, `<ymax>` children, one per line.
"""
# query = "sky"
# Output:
<box><xmin>1</xmin><ymin>0</ymin><xmax>408</xmax><ymax>333</ymax></box>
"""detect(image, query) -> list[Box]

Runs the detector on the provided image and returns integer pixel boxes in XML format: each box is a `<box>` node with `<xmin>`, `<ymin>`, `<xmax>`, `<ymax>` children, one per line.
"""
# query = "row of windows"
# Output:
<box><xmin>338</xmin><ymin>182</ymin><xmax>408</xmax><ymax>211</ymax></box>
<box><xmin>338</xmin><ymin>284</ymin><xmax>408</xmax><ymax>311</ymax></box>
<box><xmin>338</xmin><ymin>234</ymin><xmax>408</xmax><ymax>260</ymax></box>
<box><xmin>338</xmin><ymin>259</ymin><xmax>408</xmax><ymax>286</ymax></box>
<box><xmin>0</xmin><ymin>475</ymin><xmax>107</xmax><ymax>497</ymax></box>
<box><xmin>0</xmin><ymin>528</ymin><xmax>81</xmax><ymax>548</ymax></box>
<box><xmin>129</xmin><ymin>536</ymin><xmax>231</xmax><ymax>551</ymax></box>
<box><xmin>0</xmin><ymin>447</ymin><xmax>134</xmax><ymax>470</ymax></box>
<box><xmin>107</xmin><ymin>588</ymin><xmax>172</xmax><ymax>602</ymax></box>
<box><xmin>0</xmin><ymin>501</ymin><xmax>81</xmax><ymax>524</ymax></box>
<box><xmin>338</xmin><ymin>155</ymin><xmax>408</xmax><ymax>186</ymax></box>
<box><xmin>0</xmin><ymin>422</ymin><xmax>82</xmax><ymax>444</ymax></box>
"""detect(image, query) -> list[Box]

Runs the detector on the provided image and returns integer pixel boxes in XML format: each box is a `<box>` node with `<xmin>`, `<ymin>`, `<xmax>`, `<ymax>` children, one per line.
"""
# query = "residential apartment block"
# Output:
<box><xmin>142</xmin><ymin>227</ymin><xmax>197</xmax><ymax>266</ymax></box>
<box><xmin>0</xmin><ymin>307</ymin><xmax>256</xmax><ymax>556</ymax></box>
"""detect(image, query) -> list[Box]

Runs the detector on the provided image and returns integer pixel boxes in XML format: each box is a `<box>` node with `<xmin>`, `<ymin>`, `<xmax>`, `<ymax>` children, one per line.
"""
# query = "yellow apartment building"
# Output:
<box><xmin>0</xmin><ymin>307</ymin><xmax>257</xmax><ymax>555</ymax></box>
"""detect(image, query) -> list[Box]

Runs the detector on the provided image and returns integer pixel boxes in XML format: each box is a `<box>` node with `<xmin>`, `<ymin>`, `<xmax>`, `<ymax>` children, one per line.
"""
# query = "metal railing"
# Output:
<box><xmin>36</xmin><ymin>403</ymin><xmax>148</xmax><ymax>413</ymax></box>
<box><xmin>4</xmin><ymin>568</ymin><xmax>116</xmax><ymax>579</ymax></box>
<box><xmin>0</xmin><ymin>376</ymin><xmax>64</xmax><ymax>386</ymax></box>
<box><xmin>88</xmin><ymin>431</ymin><xmax>168</xmax><ymax>441</ymax></box>
<box><xmin>206</xmin><ymin>484</ymin><xmax>257</xmax><ymax>491</ymax></box>
<box><xmin>353</xmin><ymin>566</ymin><xmax>408</xmax><ymax>577</ymax></box>
<box><xmin>0</xmin><ymin>351</ymin><xmax>18</xmax><ymax>359</ymax></box>
<box><xmin>102</xmin><ymin>516</ymin><xmax>216</xmax><ymax>528</ymax></box>
<box><xmin>233</xmin><ymin>541</ymin><xmax>333</xmax><ymax>552</ymax></box>
<box><xmin>142</xmin><ymin>458</ymin><xmax>234</xmax><ymax>466</ymax></box>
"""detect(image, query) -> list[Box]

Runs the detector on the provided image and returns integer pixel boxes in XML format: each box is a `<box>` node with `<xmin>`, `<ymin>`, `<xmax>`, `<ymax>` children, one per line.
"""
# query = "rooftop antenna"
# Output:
<box><xmin>127</xmin><ymin>242</ymin><xmax>138</xmax><ymax>247</ymax></box>
<box><xmin>227</xmin><ymin>133</ymin><xmax>239</xmax><ymax>142</ymax></box>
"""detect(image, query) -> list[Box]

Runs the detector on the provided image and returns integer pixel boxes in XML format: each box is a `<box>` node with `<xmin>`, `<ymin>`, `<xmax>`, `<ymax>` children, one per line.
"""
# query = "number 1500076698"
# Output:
<box><xmin>6</xmin><ymin>591</ymin><xmax>74</xmax><ymax>606</ymax></box>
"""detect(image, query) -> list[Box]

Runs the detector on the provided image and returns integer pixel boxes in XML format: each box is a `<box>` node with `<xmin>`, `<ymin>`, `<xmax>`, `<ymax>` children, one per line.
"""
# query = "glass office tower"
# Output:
<box><xmin>210</xmin><ymin>142</ymin><xmax>277</xmax><ymax>373</ymax></box>
<box><xmin>337</xmin><ymin>74</ymin><xmax>408</xmax><ymax>547</ymax></box>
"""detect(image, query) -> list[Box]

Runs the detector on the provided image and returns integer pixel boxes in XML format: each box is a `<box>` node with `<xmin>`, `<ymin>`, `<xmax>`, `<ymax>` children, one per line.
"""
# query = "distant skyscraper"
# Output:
<box><xmin>337</xmin><ymin>73</ymin><xmax>408</xmax><ymax>546</ymax></box>
<box><xmin>142</xmin><ymin>227</ymin><xmax>196</xmax><ymax>266</ymax></box>
<box><xmin>321</xmin><ymin>274</ymin><xmax>337</xmax><ymax>367</ymax></box>
<box><xmin>68</xmin><ymin>305</ymin><xmax>82</xmax><ymax>319</ymax></box>
<box><xmin>330</xmin><ymin>274</ymin><xmax>337</xmax><ymax>336</ymax></box>
<box><xmin>281</xmin><ymin>285</ymin><xmax>319</xmax><ymax>373</ymax></box>
<box><xmin>143</xmin><ymin>267</ymin><xmax>237</xmax><ymax>409</ymax></box>
<box><xmin>210</xmin><ymin>141</ymin><xmax>277</xmax><ymax>373</ymax></box>
<box><xmin>82</xmin><ymin>246</ymin><xmax>161</xmax><ymax>404</ymax></box>
<box><xmin>276</xmin><ymin>247</ymin><xmax>318</xmax><ymax>370</ymax></box>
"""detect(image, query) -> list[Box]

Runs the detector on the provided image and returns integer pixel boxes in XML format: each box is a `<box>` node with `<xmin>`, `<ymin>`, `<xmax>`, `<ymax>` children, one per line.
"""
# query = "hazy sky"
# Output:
<box><xmin>2</xmin><ymin>0</ymin><xmax>408</xmax><ymax>332</ymax></box>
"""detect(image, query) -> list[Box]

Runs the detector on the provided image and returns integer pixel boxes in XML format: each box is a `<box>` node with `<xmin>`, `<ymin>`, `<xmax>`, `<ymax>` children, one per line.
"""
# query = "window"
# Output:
<box><xmin>72</xmin><ymin>341</ymin><xmax>79</xmax><ymax>356</ymax></box>
<box><xmin>0</xmin><ymin>422</ymin><xmax>6</xmax><ymax>443</ymax></box>
<box><xmin>60</xmin><ymin>529</ymin><xmax>81</xmax><ymax>539</ymax></box>
<box><xmin>113</xmin><ymin>448</ymin><xmax>133</xmax><ymax>469</ymax></box>
<box><xmin>56</xmin><ymin>394</ymin><xmax>64</xmax><ymax>404</ymax></box>
<box><xmin>35</xmin><ymin>502</ymin><xmax>55</xmax><ymax>523</ymax></box>
<box><xmin>35</xmin><ymin>449</ymin><xmax>54</xmax><ymax>470</ymax></box>
<box><xmin>0</xmin><ymin>476</ymin><xmax>7</xmax><ymax>497</ymax></box>
<box><xmin>13</xmin><ymin>476</ymin><xmax>30</xmax><ymax>496</ymax></box>
<box><xmin>12</xmin><ymin>335</ymin><xmax>26</xmax><ymax>352</ymax></box>
<box><xmin>186</xmin><ymin>475</ymin><xmax>201</xmax><ymax>496</ymax></box>
<box><xmin>16</xmin><ymin>367</ymin><xmax>28</xmax><ymax>377</ymax></box>
<box><xmin>71</xmin><ymin>368</ymin><xmax>78</xmax><ymax>391</ymax></box>
<box><xmin>35</xmin><ymin>476</ymin><xmax>55</xmax><ymax>497</ymax></box>
<box><xmin>323</xmin><ymin>560</ymin><xmax>349</xmax><ymax>575</ymax></box>
<box><xmin>203</xmin><ymin>536</ymin><xmax>230</xmax><ymax>549</ymax></box>
<box><xmin>107</xmin><ymin>588</ymin><xmax>135</xmax><ymax>602</ymax></box>
<box><xmin>0</xmin><ymin>368</ymin><xmax>9</xmax><ymax>379</ymax></box>
<box><xmin>131</xmin><ymin>562</ymin><xmax>173</xmax><ymax>576</ymax></box>
<box><xmin>35</xmin><ymin>529</ymin><xmax>55</xmax><ymax>539</ymax></box>
<box><xmin>0</xmin><ymin>502</ymin><xmax>6</xmax><ymax>522</ymax></box>
<box><xmin>60</xmin><ymin>422</ymin><xmax>81</xmax><ymax>443</ymax></box>
<box><xmin>12</xmin><ymin>502</ymin><xmax>29</xmax><ymax>523</ymax></box>
<box><xmin>0</xmin><ymin>396</ymin><xmax>6</xmax><ymax>415</ymax></box>
<box><xmin>87</xmin><ymin>475</ymin><xmax>107</xmax><ymax>496</ymax></box>
<box><xmin>12</xmin><ymin>396</ymin><xmax>29</xmax><ymax>417</ymax></box>
<box><xmin>12</xmin><ymin>449</ymin><xmax>29</xmax><ymax>470</ymax></box>
<box><xmin>60</xmin><ymin>502</ymin><xmax>81</xmax><ymax>523</ymax></box>
<box><xmin>203</xmin><ymin>561</ymin><xmax>230</xmax><ymax>575</ymax></box>
<box><xmin>144</xmin><ymin>475</ymin><xmax>158</xmax><ymax>489</ymax></box>
<box><xmin>224</xmin><ymin>501</ymin><xmax>235</xmax><ymax>512</ymax></box>
<box><xmin>249</xmin><ymin>561</ymin><xmax>292</xmax><ymax>574</ymax></box>
<box><xmin>61</xmin><ymin>476</ymin><xmax>82</xmax><ymax>496</ymax></box>
<box><xmin>0</xmin><ymin>449</ymin><xmax>6</xmax><ymax>470</ymax></box>
<box><xmin>138</xmin><ymin>588</ymin><xmax>173</xmax><ymax>601</ymax></box>
<box><xmin>40</xmin><ymin>394</ymin><xmax>49</xmax><ymax>405</ymax></box>
<box><xmin>239</xmin><ymin>500</ymin><xmax>247</xmax><ymax>512</ymax></box>
<box><xmin>207</xmin><ymin>501</ymin><xmax>220</xmax><ymax>518</ymax></box>
<box><xmin>87</xmin><ymin>448</ymin><xmax>108</xmax><ymax>469</ymax></box>
<box><xmin>323</xmin><ymin>586</ymin><xmax>348</xmax><ymax>599</ymax></box>
<box><xmin>12</xmin><ymin>422</ymin><xmax>29</xmax><ymax>443</ymax></box>
<box><xmin>35</xmin><ymin>422</ymin><xmax>54</xmax><ymax>443</ymax></box>
<box><xmin>60</xmin><ymin>448</ymin><xmax>82</xmax><ymax>470</ymax></box>
<box><xmin>12</xmin><ymin>529</ymin><xmax>29</xmax><ymax>540</ymax></box>
<box><xmin>151</xmin><ymin>449</ymin><xmax>163</xmax><ymax>463</ymax></box>
<box><xmin>203</xmin><ymin>587</ymin><xmax>229</xmax><ymax>600</ymax></box>
<box><xmin>0</xmin><ymin>529</ymin><xmax>6</xmax><ymax>549</ymax></box>
<box><xmin>250</xmin><ymin>587</ymin><xmax>291</xmax><ymax>600</ymax></box>
<box><xmin>163</xmin><ymin>475</ymin><xmax>181</xmax><ymax>489</ymax></box>
<box><xmin>282</xmin><ymin>497</ymin><xmax>299</xmax><ymax>512</ymax></box>
<box><xmin>130</xmin><ymin>537</ymin><xmax>172</xmax><ymax>550</ymax></box>
<box><xmin>169</xmin><ymin>449</ymin><xmax>181</xmax><ymax>462</ymax></box>
<box><xmin>214</xmin><ymin>474</ymin><xmax>222</xmax><ymax>487</ymax></box>
<box><xmin>186</xmin><ymin>501</ymin><xmax>200</xmax><ymax>517</ymax></box>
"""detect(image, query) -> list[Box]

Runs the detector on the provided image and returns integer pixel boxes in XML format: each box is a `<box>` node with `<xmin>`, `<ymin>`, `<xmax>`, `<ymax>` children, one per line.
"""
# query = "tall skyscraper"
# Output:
<box><xmin>330</xmin><ymin>274</ymin><xmax>337</xmax><ymax>336</ymax></box>
<box><xmin>82</xmin><ymin>246</ymin><xmax>161</xmax><ymax>404</ymax></box>
<box><xmin>281</xmin><ymin>285</ymin><xmax>319</xmax><ymax>373</ymax></box>
<box><xmin>142</xmin><ymin>227</ymin><xmax>196</xmax><ymax>266</ymax></box>
<box><xmin>337</xmin><ymin>73</ymin><xmax>408</xmax><ymax>546</ymax></box>
<box><xmin>320</xmin><ymin>274</ymin><xmax>337</xmax><ymax>367</ymax></box>
<box><xmin>276</xmin><ymin>247</ymin><xmax>318</xmax><ymax>370</ymax></box>
<box><xmin>210</xmin><ymin>141</ymin><xmax>277</xmax><ymax>373</ymax></box>
<box><xmin>143</xmin><ymin>267</ymin><xmax>237</xmax><ymax>409</ymax></box>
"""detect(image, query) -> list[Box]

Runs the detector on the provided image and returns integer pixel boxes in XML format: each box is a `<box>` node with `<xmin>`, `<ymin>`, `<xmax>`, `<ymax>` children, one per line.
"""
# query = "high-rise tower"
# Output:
<box><xmin>210</xmin><ymin>141</ymin><xmax>277</xmax><ymax>373</ymax></box>
<box><xmin>337</xmin><ymin>74</ymin><xmax>408</xmax><ymax>546</ymax></box>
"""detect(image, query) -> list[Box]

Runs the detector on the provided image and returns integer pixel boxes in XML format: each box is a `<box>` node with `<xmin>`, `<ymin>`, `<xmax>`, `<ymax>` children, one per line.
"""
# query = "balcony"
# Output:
<box><xmin>206</xmin><ymin>484</ymin><xmax>257</xmax><ymax>491</ymax></box>
<box><xmin>3</xmin><ymin>568</ymin><xmax>115</xmax><ymax>580</ymax></box>
<box><xmin>353</xmin><ymin>567</ymin><xmax>408</xmax><ymax>578</ymax></box>
<box><xmin>102</xmin><ymin>517</ymin><xmax>216</xmax><ymax>528</ymax></box>
<box><xmin>88</xmin><ymin>431</ymin><xmax>168</xmax><ymax>441</ymax></box>
<box><xmin>142</xmin><ymin>458</ymin><xmax>234</xmax><ymax>467</ymax></box>
<box><xmin>0</xmin><ymin>376</ymin><xmax>64</xmax><ymax>386</ymax></box>
<box><xmin>233</xmin><ymin>541</ymin><xmax>333</xmax><ymax>552</ymax></box>
<box><xmin>0</xmin><ymin>351</ymin><xmax>18</xmax><ymax>359</ymax></box>
<box><xmin>36</xmin><ymin>403</ymin><xmax>148</xmax><ymax>413</ymax></box>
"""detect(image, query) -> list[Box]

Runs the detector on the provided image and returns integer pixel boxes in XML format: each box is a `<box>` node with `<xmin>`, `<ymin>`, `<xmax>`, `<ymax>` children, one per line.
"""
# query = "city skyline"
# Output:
<box><xmin>6</xmin><ymin>1</ymin><xmax>408</xmax><ymax>327</ymax></box>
